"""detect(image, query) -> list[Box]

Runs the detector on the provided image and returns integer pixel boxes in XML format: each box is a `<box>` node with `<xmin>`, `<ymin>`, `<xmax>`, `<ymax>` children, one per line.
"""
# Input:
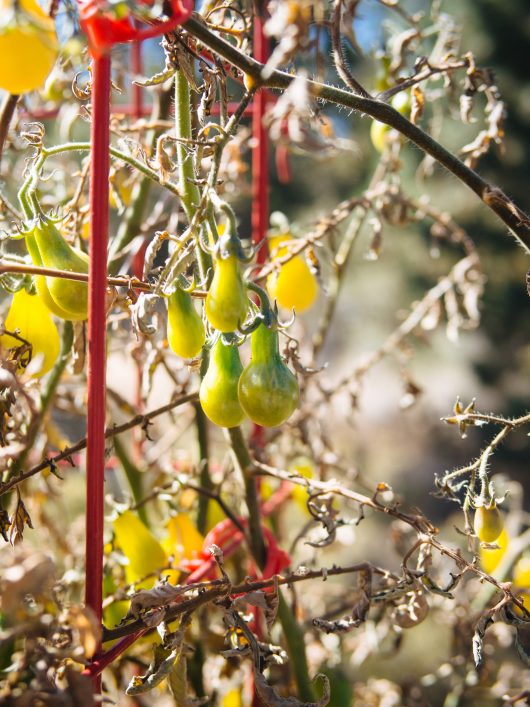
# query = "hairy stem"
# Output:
<box><xmin>183</xmin><ymin>14</ymin><xmax>530</xmax><ymax>252</ymax></box>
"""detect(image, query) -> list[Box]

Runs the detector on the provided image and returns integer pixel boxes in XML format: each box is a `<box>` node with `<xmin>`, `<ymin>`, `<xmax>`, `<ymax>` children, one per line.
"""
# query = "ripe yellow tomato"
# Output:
<box><xmin>266</xmin><ymin>234</ymin><xmax>318</xmax><ymax>313</ymax></box>
<box><xmin>479</xmin><ymin>526</ymin><xmax>509</xmax><ymax>575</ymax></box>
<box><xmin>474</xmin><ymin>503</ymin><xmax>504</xmax><ymax>543</ymax></box>
<box><xmin>513</xmin><ymin>556</ymin><xmax>530</xmax><ymax>611</ymax></box>
<box><xmin>289</xmin><ymin>457</ymin><xmax>314</xmax><ymax>511</ymax></box>
<box><xmin>0</xmin><ymin>288</ymin><xmax>60</xmax><ymax>376</ymax></box>
<box><xmin>514</xmin><ymin>556</ymin><xmax>530</xmax><ymax>588</ymax></box>
<box><xmin>0</xmin><ymin>0</ymin><xmax>58</xmax><ymax>95</ymax></box>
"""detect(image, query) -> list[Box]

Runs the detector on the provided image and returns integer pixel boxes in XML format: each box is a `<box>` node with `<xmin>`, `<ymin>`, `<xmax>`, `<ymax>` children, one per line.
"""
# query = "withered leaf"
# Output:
<box><xmin>254</xmin><ymin>670</ymin><xmax>330</xmax><ymax>707</ymax></box>
<box><xmin>0</xmin><ymin>508</ymin><xmax>10</xmax><ymax>542</ymax></box>
<box><xmin>9</xmin><ymin>490</ymin><xmax>33</xmax><ymax>545</ymax></box>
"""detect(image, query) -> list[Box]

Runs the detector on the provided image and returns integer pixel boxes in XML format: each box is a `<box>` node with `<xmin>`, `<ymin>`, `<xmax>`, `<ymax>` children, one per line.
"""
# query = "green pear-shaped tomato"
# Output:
<box><xmin>200</xmin><ymin>339</ymin><xmax>246</xmax><ymax>428</ymax></box>
<box><xmin>238</xmin><ymin>324</ymin><xmax>299</xmax><ymax>427</ymax></box>
<box><xmin>205</xmin><ymin>254</ymin><xmax>248</xmax><ymax>332</ymax></box>
<box><xmin>28</xmin><ymin>218</ymin><xmax>89</xmax><ymax>320</ymax></box>
<box><xmin>167</xmin><ymin>287</ymin><xmax>205</xmax><ymax>359</ymax></box>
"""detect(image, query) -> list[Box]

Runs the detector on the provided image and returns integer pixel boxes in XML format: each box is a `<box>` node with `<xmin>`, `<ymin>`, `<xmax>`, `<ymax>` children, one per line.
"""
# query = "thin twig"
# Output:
<box><xmin>0</xmin><ymin>392</ymin><xmax>198</xmax><ymax>496</ymax></box>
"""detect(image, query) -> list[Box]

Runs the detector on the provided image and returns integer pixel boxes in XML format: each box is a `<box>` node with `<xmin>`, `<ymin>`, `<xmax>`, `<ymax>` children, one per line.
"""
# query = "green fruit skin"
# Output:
<box><xmin>474</xmin><ymin>505</ymin><xmax>504</xmax><ymax>543</ymax></box>
<box><xmin>25</xmin><ymin>233</ymin><xmax>76</xmax><ymax>319</ymax></box>
<box><xmin>205</xmin><ymin>255</ymin><xmax>248</xmax><ymax>333</ymax></box>
<box><xmin>200</xmin><ymin>339</ymin><xmax>246</xmax><ymax>428</ymax></box>
<box><xmin>30</xmin><ymin>220</ymin><xmax>89</xmax><ymax>320</ymax></box>
<box><xmin>238</xmin><ymin>324</ymin><xmax>299</xmax><ymax>427</ymax></box>
<box><xmin>167</xmin><ymin>288</ymin><xmax>205</xmax><ymax>359</ymax></box>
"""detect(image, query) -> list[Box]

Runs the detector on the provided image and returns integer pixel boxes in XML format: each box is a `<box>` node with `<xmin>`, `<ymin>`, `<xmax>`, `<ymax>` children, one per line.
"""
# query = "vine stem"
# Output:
<box><xmin>174</xmin><ymin>69</ymin><xmax>210</xmax><ymax>281</ymax></box>
<box><xmin>85</xmin><ymin>53</ymin><xmax>111</xmax><ymax>693</ymax></box>
<box><xmin>183</xmin><ymin>14</ymin><xmax>530</xmax><ymax>253</ymax></box>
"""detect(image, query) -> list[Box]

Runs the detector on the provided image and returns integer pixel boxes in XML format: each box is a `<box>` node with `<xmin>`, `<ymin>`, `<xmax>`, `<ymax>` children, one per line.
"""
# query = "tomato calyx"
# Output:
<box><xmin>76</xmin><ymin>0</ymin><xmax>193</xmax><ymax>57</ymax></box>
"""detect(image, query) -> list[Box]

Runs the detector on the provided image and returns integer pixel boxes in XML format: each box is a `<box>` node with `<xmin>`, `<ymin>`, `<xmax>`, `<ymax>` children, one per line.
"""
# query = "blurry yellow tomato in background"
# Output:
<box><xmin>479</xmin><ymin>526</ymin><xmax>509</xmax><ymax>575</ymax></box>
<box><xmin>266</xmin><ymin>234</ymin><xmax>318</xmax><ymax>313</ymax></box>
<box><xmin>0</xmin><ymin>0</ymin><xmax>58</xmax><ymax>94</ymax></box>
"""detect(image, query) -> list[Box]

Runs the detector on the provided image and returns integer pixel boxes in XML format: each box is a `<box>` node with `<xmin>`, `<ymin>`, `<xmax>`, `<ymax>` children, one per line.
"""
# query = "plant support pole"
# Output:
<box><xmin>85</xmin><ymin>52</ymin><xmax>111</xmax><ymax>690</ymax></box>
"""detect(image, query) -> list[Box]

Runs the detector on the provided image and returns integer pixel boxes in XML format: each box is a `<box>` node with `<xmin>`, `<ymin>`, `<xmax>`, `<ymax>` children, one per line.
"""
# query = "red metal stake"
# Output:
<box><xmin>251</xmin><ymin>16</ymin><xmax>270</xmax><ymax>266</ymax></box>
<box><xmin>250</xmin><ymin>16</ymin><xmax>270</xmax><ymax>453</ymax></box>
<box><xmin>85</xmin><ymin>51</ymin><xmax>111</xmax><ymax>693</ymax></box>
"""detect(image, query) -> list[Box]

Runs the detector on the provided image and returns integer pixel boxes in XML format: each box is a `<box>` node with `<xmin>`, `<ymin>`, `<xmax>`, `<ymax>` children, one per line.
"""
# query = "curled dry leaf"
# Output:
<box><xmin>8</xmin><ymin>489</ymin><xmax>34</xmax><ymax>545</ymax></box>
<box><xmin>126</xmin><ymin>581</ymin><xmax>189</xmax><ymax>620</ymax></box>
<box><xmin>254</xmin><ymin>670</ymin><xmax>330</xmax><ymax>707</ymax></box>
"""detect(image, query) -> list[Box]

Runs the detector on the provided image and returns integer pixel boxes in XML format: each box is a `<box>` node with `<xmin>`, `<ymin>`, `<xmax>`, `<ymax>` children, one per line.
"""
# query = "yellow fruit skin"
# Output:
<box><xmin>370</xmin><ymin>120</ymin><xmax>391</xmax><ymax>153</ymax></box>
<box><xmin>266</xmin><ymin>234</ymin><xmax>318</xmax><ymax>313</ymax></box>
<box><xmin>0</xmin><ymin>0</ymin><xmax>58</xmax><ymax>94</ymax></box>
<box><xmin>162</xmin><ymin>514</ymin><xmax>204</xmax><ymax>563</ymax></box>
<box><xmin>370</xmin><ymin>92</ymin><xmax>411</xmax><ymax>153</ymax></box>
<box><xmin>474</xmin><ymin>504</ymin><xmax>504</xmax><ymax>543</ymax></box>
<box><xmin>479</xmin><ymin>527</ymin><xmax>509</xmax><ymax>575</ymax></box>
<box><xmin>205</xmin><ymin>255</ymin><xmax>248</xmax><ymax>333</ymax></box>
<box><xmin>0</xmin><ymin>288</ymin><xmax>60</xmax><ymax>376</ymax></box>
<box><xmin>167</xmin><ymin>288</ymin><xmax>205</xmax><ymax>359</ymax></box>
<box><xmin>514</xmin><ymin>557</ymin><xmax>530</xmax><ymax>588</ymax></box>
<box><xmin>113</xmin><ymin>511</ymin><xmax>168</xmax><ymax>586</ymax></box>
<box><xmin>514</xmin><ymin>556</ymin><xmax>530</xmax><ymax>611</ymax></box>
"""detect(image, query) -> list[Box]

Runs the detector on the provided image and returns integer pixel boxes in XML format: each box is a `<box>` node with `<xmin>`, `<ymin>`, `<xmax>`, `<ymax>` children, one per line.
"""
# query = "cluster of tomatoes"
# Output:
<box><xmin>1</xmin><ymin>209</ymin><xmax>319</xmax><ymax>428</ymax></box>
<box><xmin>169</xmin><ymin>229</ymin><xmax>318</xmax><ymax>428</ymax></box>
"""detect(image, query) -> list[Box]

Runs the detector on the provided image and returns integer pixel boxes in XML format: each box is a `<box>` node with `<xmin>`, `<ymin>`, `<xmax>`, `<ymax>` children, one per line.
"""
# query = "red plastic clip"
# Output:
<box><xmin>77</xmin><ymin>0</ymin><xmax>193</xmax><ymax>57</ymax></box>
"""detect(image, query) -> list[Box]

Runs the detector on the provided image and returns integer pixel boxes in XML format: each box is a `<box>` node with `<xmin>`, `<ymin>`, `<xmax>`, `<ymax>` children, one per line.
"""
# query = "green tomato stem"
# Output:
<box><xmin>226</xmin><ymin>425</ymin><xmax>315</xmax><ymax>701</ymax></box>
<box><xmin>174</xmin><ymin>70</ymin><xmax>211</xmax><ymax>283</ymax></box>
<box><xmin>113</xmin><ymin>436</ymin><xmax>149</xmax><ymax>528</ymax></box>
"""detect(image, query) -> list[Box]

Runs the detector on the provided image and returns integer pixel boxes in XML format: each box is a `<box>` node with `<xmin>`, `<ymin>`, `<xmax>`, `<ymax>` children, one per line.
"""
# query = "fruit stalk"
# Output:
<box><xmin>85</xmin><ymin>52</ymin><xmax>111</xmax><ymax>687</ymax></box>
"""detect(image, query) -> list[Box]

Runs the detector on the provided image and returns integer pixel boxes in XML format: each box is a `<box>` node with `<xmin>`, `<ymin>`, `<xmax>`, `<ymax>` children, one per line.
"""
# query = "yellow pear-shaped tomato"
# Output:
<box><xmin>0</xmin><ymin>288</ymin><xmax>59</xmax><ymax>376</ymax></box>
<box><xmin>200</xmin><ymin>338</ymin><xmax>246</xmax><ymax>428</ymax></box>
<box><xmin>479</xmin><ymin>526</ymin><xmax>509</xmax><ymax>575</ymax></box>
<box><xmin>167</xmin><ymin>288</ymin><xmax>205</xmax><ymax>359</ymax></box>
<box><xmin>474</xmin><ymin>503</ymin><xmax>504</xmax><ymax>543</ymax></box>
<box><xmin>205</xmin><ymin>255</ymin><xmax>248</xmax><ymax>333</ymax></box>
<box><xmin>162</xmin><ymin>514</ymin><xmax>204</xmax><ymax>563</ymax></box>
<box><xmin>113</xmin><ymin>511</ymin><xmax>168</xmax><ymax>586</ymax></box>
<box><xmin>0</xmin><ymin>0</ymin><xmax>58</xmax><ymax>95</ymax></box>
<box><xmin>266</xmin><ymin>234</ymin><xmax>318</xmax><ymax>313</ymax></box>
<box><xmin>27</xmin><ymin>219</ymin><xmax>89</xmax><ymax>321</ymax></box>
<box><xmin>238</xmin><ymin>324</ymin><xmax>299</xmax><ymax>427</ymax></box>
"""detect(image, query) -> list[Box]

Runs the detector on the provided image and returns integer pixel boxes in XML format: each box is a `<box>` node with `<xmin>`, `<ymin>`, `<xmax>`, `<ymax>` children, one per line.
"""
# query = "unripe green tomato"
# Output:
<box><xmin>167</xmin><ymin>288</ymin><xmax>205</xmax><ymax>359</ymax></box>
<box><xmin>199</xmin><ymin>339</ymin><xmax>246</xmax><ymax>428</ymax></box>
<box><xmin>238</xmin><ymin>324</ymin><xmax>299</xmax><ymax>427</ymax></box>
<box><xmin>474</xmin><ymin>503</ymin><xmax>504</xmax><ymax>543</ymax></box>
<box><xmin>205</xmin><ymin>255</ymin><xmax>248</xmax><ymax>333</ymax></box>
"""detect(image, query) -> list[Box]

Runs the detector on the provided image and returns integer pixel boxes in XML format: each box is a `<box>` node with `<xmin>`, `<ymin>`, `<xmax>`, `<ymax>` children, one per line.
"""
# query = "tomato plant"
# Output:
<box><xmin>0</xmin><ymin>0</ymin><xmax>529</xmax><ymax>705</ymax></box>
